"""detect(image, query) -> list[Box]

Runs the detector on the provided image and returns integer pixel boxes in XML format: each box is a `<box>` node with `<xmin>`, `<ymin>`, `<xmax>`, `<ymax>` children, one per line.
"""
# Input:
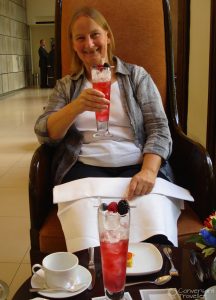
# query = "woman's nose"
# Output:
<box><xmin>84</xmin><ymin>36</ymin><xmax>94</xmax><ymax>48</ymax></box>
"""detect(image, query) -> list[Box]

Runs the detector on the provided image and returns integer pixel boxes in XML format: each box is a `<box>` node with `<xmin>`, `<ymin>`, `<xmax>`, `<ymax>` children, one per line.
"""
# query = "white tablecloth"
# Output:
<box><xmin>53</xmin><ymin>178</ymin><xmax>194</xmax><ymax>252</ymax></box>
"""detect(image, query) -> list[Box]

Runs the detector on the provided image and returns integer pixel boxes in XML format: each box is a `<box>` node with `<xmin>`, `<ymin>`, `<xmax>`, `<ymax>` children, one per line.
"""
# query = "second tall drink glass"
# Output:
<box><xmin>91</xmin><ymin>65</ymin><xmax>112</xmax><ymax>137</ymax></box>
<box><xmin>98</xmin><ymin>200</ymin><xmax>130</xmax><ymax>300</ymax></box>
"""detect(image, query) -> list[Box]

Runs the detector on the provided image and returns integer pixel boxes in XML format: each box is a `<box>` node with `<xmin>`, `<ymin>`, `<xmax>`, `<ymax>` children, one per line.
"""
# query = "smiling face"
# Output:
<box><xmin>71</xmin><ymin>16</ymin><xmax>110</xmax><ymax>76</ymax></box>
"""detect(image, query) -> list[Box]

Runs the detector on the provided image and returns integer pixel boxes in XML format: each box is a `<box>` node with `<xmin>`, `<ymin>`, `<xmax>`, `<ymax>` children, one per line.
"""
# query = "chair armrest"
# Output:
<box><xmin>29</xmin><ymin>144</ymin><xmax>55</xmax><ymax>230</ymax></box>
<box><xmin>170</xmin><ymin>125</ymin><xmax>216</xmax><ymax>220</ymax></box>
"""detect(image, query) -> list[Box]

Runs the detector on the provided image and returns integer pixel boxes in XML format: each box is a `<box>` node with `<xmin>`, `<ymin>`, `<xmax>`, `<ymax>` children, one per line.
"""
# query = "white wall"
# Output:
<box><xmin>0</xmin><ymin>0</ymin><xmax>31</xmax><ymax>95</ymax></box>
<box><xmin>26</xmin><ymin>0</ymin><xmax>55</xmax><ymax>24</ymax></box>
<box><xmin>187</xmin><ymin>0</ymin><xmax>211</xmax><ymax>147</ymax></box>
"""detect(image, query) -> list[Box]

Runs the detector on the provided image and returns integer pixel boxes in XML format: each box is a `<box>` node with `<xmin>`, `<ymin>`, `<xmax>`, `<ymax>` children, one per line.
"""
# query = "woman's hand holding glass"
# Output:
<box><xmin>72</xmin><ymin>88</ymin><xmax>110</xmax><ymax>115</ymax></box>
<box><xmin>47</xmin><ymin>88</ymin><xmax>109</xmax><ymax>141</ymax></box>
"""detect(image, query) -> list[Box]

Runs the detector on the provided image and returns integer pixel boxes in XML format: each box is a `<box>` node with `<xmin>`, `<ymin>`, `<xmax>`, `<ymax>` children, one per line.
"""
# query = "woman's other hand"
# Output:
<box><xmin>126</xmin><ymin>153</ymin><xmax>162</xmax><ymax>200</ymax></box>
<box><xmin>126</xmin><ymin>168</ymin><xmax>156</xmax><ymax>200</ymax></box>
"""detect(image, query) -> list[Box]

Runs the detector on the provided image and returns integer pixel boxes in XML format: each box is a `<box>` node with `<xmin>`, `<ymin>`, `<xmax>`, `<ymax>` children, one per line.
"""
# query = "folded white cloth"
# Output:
<box><xmin>54</xmin><ymin>178</ymin><xmax>194</xmax><ymax>252</ymax></box>
<box><xmin>53</xmin><ymin>177</ymin><xmax>194</xmax><ymax>204</ymax></box>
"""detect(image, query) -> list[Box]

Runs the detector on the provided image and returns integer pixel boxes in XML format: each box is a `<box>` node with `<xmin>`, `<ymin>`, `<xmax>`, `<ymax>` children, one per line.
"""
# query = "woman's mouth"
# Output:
<box><xmin>83</xmin><ymin>48</ymin><xmax>99</xmax><ymax>55</ymax></box>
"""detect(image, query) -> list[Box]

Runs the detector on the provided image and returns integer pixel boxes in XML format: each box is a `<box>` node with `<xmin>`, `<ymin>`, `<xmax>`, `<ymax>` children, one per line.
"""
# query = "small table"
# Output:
<box><xmin>12</xmin><ymin>245</ymin><xmax>214</xmax><ymax>300</ymax></box>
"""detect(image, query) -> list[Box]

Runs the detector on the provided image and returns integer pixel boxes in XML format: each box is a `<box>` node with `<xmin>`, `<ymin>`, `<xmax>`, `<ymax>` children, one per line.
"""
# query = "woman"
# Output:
<box><xmin>35</xmin><ymin>7</ymin><xmax>176</xmax><ymax>246</ymax></box>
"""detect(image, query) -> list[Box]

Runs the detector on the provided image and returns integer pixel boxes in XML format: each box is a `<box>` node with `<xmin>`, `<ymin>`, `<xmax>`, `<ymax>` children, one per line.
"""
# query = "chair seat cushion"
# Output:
<box><xmin>39</xmin><ymin>206</ymin><xmax>67</xmax><ymax>253</ymax></box>
<box><xmin>177</xmin><ymin>203</ymin><xmax>203</xmax><ymax>247</ymax></box>
<box><xmin>39</xmin><ymin>203</ymin><xmax>202</xmax><ymax>253</ymax></box>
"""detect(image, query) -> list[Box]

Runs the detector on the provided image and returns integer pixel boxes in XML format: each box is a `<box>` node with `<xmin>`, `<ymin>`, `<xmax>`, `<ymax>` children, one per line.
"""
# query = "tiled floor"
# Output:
<box><xmin>0</xmin><ymin>87</ymin><xmax>51</xmax><ymax>299</ymax></box>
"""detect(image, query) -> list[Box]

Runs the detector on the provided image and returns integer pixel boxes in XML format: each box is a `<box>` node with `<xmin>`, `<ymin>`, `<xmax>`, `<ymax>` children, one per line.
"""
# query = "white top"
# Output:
<box><xmin>75</xmin><ymin>80</ymin><xmax>143</xmax><ymax>167</ymax></box>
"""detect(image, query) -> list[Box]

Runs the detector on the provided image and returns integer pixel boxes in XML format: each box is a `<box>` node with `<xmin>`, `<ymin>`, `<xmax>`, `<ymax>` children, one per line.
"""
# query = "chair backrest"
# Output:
<box><xmin>56</xmin><ymin>0</ymin><xmax>174</xmax><ymax>109</ymax></box>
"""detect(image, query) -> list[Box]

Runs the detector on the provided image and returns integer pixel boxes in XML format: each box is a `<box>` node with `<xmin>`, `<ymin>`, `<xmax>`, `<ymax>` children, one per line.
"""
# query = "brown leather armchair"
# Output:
<box><xmin>29</xmin><ymin>0</ymin><xmax>216</xmax><ymax>264</ymax></box>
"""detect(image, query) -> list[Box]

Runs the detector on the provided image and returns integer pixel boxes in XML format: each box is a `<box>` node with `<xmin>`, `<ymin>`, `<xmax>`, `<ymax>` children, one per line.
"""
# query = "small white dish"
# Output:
<box><xmin>126</xmin><ymin>243</ymin><xmax>163</xmax><ymax>276</ymax></box>
<box><xmin>204</xmin><ymin>286</ymin><xmax>216</xmax><ymax>300</ymax></box>
<box><xmin>140</xmin><ymin>288</ymin><xmax>181</xmax><ymax>300</ymax></box>
<box><xmin>31</xmin><ymin>265</ymin><xmax>92</xmax><ymax>298</ymax></box>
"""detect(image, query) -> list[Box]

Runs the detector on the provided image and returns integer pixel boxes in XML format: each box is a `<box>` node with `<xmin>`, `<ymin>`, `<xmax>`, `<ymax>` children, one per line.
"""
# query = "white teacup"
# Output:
<box><xmin>204</xmin><ymin>286</ymin><xmax>216</xmax><ymax>300</ymax></box>
<box><xmin>32</xmin><ymin>252</ymin><xmax>79</xmax><ymax>288</ymax></box>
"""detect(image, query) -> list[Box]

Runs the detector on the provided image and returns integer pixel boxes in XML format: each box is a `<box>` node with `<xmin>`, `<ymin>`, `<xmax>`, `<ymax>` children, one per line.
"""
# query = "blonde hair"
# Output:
<box><xmin>68</xmin><ymin>7</ymin><xmax>115</xmax><ymax>75</ymax></box>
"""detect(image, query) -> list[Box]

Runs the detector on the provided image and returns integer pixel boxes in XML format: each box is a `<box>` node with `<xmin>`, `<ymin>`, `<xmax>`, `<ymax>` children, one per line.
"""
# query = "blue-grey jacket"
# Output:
<box><xmin>35</xmin><ymin>56</ymin><xmax>172</xmax><ymax>184</ymax></box>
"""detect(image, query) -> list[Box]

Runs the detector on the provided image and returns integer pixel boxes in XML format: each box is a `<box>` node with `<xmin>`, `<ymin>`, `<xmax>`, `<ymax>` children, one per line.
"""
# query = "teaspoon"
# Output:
<box><xmin>29</xmin><ymin>283</ymin><xmax>86</xmax><ymax>293</ymax></box>
<box><xmin>125</xmin><ymin>274</ymin><xmax>171</xmax><ymax>287</ymax></box>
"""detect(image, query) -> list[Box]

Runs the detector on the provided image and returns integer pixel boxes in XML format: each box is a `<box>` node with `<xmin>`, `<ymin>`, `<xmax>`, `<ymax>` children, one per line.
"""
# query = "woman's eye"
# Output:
<box><xmin>76</xmin><ymin>36</ymin><xmax>84</xmax><ymax>41</ymax></box>
<box><xmin>92</xmin><ymin>32</ymin><xmax>100</xmax><ymax>38</ymax></box>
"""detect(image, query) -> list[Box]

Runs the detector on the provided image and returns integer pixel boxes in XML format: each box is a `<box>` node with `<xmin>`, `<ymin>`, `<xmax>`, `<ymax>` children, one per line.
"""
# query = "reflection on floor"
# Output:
<box><xmin>0</xmin><ymin>87</ymin><xmax>51</xmax><ymax>299</ymax></box>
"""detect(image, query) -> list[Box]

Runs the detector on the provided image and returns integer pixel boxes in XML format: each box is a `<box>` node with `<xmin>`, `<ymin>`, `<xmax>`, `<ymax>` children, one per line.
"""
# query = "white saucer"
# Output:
<box><xmin>126</xmin><ymin>243</ymin><xmax>163</xmax><ymax>276</ymax></box>
<box><xmin>30</xmin><ymin>265</ymin><xmax>92</xmax><ymax>298</ymax></box>
<box><xmin>204</xmin><ymin>286</ymin><xmax>216</xmax><ymax>300</ymax></box>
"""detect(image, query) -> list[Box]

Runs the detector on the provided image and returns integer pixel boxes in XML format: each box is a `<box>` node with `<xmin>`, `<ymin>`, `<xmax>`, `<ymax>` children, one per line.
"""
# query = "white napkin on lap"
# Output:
<box><xmin>55</xmin><ymin>177</ymin><xmax>194</xmax><ymax>252</ymax></box>
<box><xmin>53</xmin><ymin>177</ymin><xmax>194</xmax><ymax>203</ymax></box>
<box><xmin>58</xmin><ymin>197</ymin><xmax>100</xmax><ymax>252</ymax></box>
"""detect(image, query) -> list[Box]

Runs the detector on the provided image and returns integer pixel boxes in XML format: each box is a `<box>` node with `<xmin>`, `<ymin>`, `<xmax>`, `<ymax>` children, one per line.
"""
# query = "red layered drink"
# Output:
<box><xmin>92</xmin><ymin>65</ymin><xmax>112</xmax><ymax>137</ymax></box>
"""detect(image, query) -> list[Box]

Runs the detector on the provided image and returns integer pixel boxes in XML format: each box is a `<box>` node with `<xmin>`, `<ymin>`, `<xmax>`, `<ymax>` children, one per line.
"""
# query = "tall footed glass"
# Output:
<box><xmin>98</xmin><ymin>200</ymin><xmax>130</xmax><ymax>300</ymax></box>
<box><xmin>91</xmin><ymin>65</ymin><xmax>112</xmax><ymax>137</ymax></box>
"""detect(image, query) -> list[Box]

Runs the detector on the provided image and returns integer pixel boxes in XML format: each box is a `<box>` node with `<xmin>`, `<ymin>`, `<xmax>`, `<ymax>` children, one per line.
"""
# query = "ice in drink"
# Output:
<box><xmin>100</xmin><ymin>239</ymin><xmax>128</xmax><ymax>293</ymax></box>
<box><xmin>92</xmin><ymin>65</ymin><xmax>112</xmax><ymax>136</ymax></box>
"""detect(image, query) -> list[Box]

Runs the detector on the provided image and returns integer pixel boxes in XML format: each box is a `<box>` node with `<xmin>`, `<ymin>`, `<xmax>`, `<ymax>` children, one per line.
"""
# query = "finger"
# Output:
<box><xmin>86</xmin><ymin>101</ymin><xmax>109</xmax><ymax>112</ymax></box>
<box><xmin>133</xmin><ymin>181</ymin><xmax>145</xmax><ymax>196</ymax></box>
<box><xmin>85</xmin><ymin>93</ymin><xmax>110</xmax><ymax>105</ymax></box>
<box><xmin>140</xmin><ymin>181</ymin><xmax>154</xmax><ymax>195</ymax></box>
<box><xmin>86</xmin><ymin>88</ymin><xmax>105</xmax><ymax>97</ymax></box>
<box><xmin>79</xmin><ymin>95</ymin><xmax>109</xmax><ymax>111</ymax></box>
<box><xmin>126</xmin><ymin>179</ymin><xmax>138</xmax><ymax>200</ymax></box>
<box><xmin>145</xmin><ymin>184</ymin><xmax>154</xmax><ymax>194</ymax></box>
<box><xmin>88</xmin><ymin>90</ymin><xmax>108</xmax><ymax>101</ymax></box>
<box><xmin>128</xmin><ymin>179</ymin><xmax>152</xmax><ymax>199</ymax></box>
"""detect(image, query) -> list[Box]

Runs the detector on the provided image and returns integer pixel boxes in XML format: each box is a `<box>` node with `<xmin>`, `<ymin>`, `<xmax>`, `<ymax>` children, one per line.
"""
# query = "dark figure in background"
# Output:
<box><xmin>47</xmin><ymin>43</ymin><xmax>55</xmax><ymax>88</ymax></box>
<box><xmin>38</xmin><ymin>39</ymin><xmax>48</xmax><ymax>88</ymax></box>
